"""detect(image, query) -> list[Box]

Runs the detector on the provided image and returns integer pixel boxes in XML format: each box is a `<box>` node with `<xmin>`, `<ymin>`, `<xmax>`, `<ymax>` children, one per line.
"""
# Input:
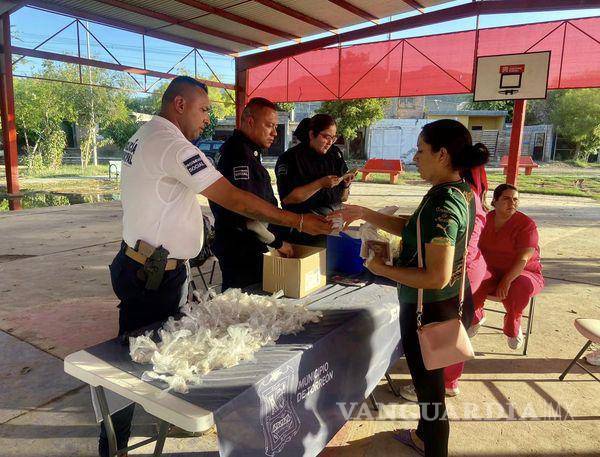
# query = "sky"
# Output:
<box><xmin>11</xmin><ymin>0</ymin><xmax>600</xmax><ymax>95</ymax></box>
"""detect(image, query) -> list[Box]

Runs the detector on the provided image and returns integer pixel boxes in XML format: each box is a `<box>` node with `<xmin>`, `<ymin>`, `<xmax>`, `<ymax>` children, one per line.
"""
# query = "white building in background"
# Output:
<box><xmin>365</xmin><ymin>119</ymin><xmax>430</xmax><ymax>163</ymax></box>
<box><xmin>366</xmin><ymin>117</ymin><xmax>555</xmax><ymax>163</ymax></box>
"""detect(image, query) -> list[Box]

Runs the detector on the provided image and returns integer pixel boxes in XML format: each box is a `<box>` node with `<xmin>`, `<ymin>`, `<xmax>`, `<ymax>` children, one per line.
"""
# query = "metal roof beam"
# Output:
<box><xmin>10</xmin><ymin>45</ymin><xmax>236</xmax><ymax>89</ymax></box>
<box><xmin>252</xmin><ymin>0</ymin><xmax>335</xmax><ymax>31</ymax></box>
<box><xmin>173</xmin><ymin>0</ymin><xmax>300</xmax><ymax>40</ymax></box>
<box><xmin>238</xmin><ymin>0</ymin><xmax>600</xmax><ymax>70</ymax></box>
<box><xmin>326</xmin><ymin>0</ymin><xmax>378</xmax><ymax>22</ymax></box>
<box><xmin>92</xmin><ymin>0</ymin><xmax>266</xmax><ymax>48</ymax></box>
<box><xmin>402</xmin><ymin>0</ymin><xmax>424</xmax><ymax>12</ymax></box>
<box><xmin>26</xmin><ymin>1</ymin><xmax>236</xmax><ymax>55</ymax></box>
<box><xmin>6</xmin><ymin>1</ymin><xmax>26</xmax><ymax>15</ymax></box>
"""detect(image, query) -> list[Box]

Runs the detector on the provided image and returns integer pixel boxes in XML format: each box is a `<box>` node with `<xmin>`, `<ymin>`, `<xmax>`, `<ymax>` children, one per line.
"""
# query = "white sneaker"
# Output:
<box><xmin>507</xmin><ymin>327</ymin><xmax>524</xmax><ymax>350</ymax></box>
<box><xmin>467</xmin><ymin>316</ymin><xmax>486</xmax><ymax>338</ymax></box>
<box><xmin>585</xmin><ymin>349</ymin><xmax>600</xmax><ymax>366</ymax></box>
<box><xmin>445</xmin><ymin>387</ymin><xmax>460</xmax><ymax>397</ymax></box>
<box><xmin>399</xmin><ymin>384</ymin><xmax>418</xmax><ymax>403</ymax></box>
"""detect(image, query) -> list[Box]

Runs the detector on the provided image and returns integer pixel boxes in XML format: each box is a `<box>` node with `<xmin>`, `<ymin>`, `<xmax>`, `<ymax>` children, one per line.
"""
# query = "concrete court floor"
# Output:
<box><xmin>0</xmin><ymin>181</ymin><xmax>599</xmax><ymax>457</ymax></box>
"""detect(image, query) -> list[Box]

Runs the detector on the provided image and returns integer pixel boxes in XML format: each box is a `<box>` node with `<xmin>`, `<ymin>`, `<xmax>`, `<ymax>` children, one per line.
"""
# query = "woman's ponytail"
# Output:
<box><xmin>421</xmin><ymin>119</ymin><xmax>490</xmax><ymax>172</ymax></box>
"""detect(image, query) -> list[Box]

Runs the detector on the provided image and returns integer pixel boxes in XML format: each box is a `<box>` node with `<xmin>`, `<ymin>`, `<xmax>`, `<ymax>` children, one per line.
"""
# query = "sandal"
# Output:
<box><xmin>392</xmin><ymin>429</ymin><xmax>425</xmax><ymax>456</ymax></box>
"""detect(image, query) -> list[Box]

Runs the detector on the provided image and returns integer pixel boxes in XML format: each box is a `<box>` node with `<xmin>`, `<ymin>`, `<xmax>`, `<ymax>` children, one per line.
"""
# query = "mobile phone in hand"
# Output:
<box><xmin>342</xmin><ymin>169</ymin><xmax>359</xmax><ymax>180</ymax></box>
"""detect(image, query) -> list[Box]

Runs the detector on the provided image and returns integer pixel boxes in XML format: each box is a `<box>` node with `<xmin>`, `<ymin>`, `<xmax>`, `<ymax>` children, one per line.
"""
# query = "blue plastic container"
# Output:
<box><xmin>326</xmin><ymin>230</ymin><xmax>365</xmax><ymax>275</ymax></box>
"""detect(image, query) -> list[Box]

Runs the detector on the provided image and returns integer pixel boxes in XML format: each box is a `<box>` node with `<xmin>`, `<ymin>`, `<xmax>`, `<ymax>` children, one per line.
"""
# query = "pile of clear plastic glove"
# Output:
<box><xmin>359</xmin><ymin>205</ymin><xmax>403</xmax><ymax>265</ymax></box>
<box><xmin>129</xmin><ymin>288</ymin><xmax>322</xmax><ymax>393</ymax></box>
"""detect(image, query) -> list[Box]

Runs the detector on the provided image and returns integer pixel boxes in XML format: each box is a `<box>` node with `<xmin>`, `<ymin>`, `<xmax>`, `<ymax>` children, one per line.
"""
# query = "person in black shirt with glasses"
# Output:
<box><xmin>275</xmin><ymin>114</ymin><xmax>355</xmax><ymax>246</ymax></box>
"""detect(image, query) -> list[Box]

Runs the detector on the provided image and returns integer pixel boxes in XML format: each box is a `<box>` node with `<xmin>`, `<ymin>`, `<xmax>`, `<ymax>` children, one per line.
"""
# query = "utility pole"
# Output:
<box><xmin>85</xmin><ymin>21</ymin><xmax>97</xmax><ymax>166</ymax></box>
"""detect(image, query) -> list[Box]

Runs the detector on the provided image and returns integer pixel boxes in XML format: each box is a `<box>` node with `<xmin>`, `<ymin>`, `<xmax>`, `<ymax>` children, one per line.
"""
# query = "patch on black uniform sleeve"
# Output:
<box><xmin>233</xmin><ymin>166</ymin><xmax>250</xmax><ymax>180</ymax></box>
<box><xmin>276</xmin><ymin>164</ymin><xmax>288</xmax><ymax>176</ymax></box>
<box><xmin>183</xmin><ymin>154</ymin><xmax>207</xmax><ymax>176</ymax></box>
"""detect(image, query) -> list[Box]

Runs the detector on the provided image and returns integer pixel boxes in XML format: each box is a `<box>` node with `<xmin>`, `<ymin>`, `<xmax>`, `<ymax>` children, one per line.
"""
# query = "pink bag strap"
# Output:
<box><xmin>416</xmin><ymin>187</ymin><xmax>471</xmax><ymax>329</ymax></box>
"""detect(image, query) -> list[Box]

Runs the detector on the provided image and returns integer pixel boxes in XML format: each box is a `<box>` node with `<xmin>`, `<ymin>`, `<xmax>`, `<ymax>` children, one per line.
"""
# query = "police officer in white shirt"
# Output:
<box><xmin>99</xmin><ymin>76</ymin><xmax>332</xmax><ymax>457</ymax></box>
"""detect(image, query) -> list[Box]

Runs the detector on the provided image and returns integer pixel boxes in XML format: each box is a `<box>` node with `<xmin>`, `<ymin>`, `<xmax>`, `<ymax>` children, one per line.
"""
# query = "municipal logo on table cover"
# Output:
<box><xmin>258</xmin><ymin>365</ymin><xmax>301</xmax><ymax>456</ymax></box>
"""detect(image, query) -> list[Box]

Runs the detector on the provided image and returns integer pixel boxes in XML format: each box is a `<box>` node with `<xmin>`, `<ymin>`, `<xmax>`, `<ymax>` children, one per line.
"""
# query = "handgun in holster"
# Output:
<box><xmin>135</xmin><ymin>240</ymin><xmax>170</xmax><ymax>291</ymax></box>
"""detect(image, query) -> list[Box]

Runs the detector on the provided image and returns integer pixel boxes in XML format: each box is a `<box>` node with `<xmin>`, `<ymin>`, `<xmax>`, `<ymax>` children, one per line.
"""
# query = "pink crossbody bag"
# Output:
<box><xmin>415</xmin><ymin>189</ymin><xmax>475</xmax><ymax>370</ymax></box>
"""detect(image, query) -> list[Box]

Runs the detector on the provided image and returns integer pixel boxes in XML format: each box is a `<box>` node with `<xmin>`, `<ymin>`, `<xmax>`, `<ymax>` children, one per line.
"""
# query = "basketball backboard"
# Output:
<box><xmin>473</xmin><ymin>51</ymin><xmax>550</xmax><ymax>101</ymax></box>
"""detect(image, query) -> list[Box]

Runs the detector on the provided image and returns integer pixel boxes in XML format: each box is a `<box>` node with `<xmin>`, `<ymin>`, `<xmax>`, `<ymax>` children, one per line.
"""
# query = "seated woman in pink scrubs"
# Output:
<box><xmin>470</xmin><ymin>183</ymin><xmax>544</xmax><ymax>349</ymax></box>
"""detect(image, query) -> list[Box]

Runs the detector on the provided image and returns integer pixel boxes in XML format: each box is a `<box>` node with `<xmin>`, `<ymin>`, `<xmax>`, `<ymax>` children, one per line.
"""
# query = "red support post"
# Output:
<box><xmin>0</xmin><ymin>12</ymin><xmax>21</xmax><ymax>210</ymax></box>
<box><xmin>506</xmin><ymin>99</ymin><xmax>527</xmax><ymax>186</ymax></box>
<box><xmin>235</xmin><ymin>65</ymin><xmax>248</xmax><ymax>129</ymax></box>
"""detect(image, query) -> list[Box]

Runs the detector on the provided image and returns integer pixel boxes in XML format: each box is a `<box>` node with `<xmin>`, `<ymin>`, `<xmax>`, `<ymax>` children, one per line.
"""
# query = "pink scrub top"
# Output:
<box><xmin>466</xmin><ymin>188</ymin><xmax>486</xmax><ymax>267</ymax></box>
<box><xmin>479</xmin><ymin>210</ymin><xmax>542</xmax><ymax>275</ymax></box>
<box><xmin>465</xmin><ymin>188</ymin><xmax>487</xmax><ymax>292</ymax></box>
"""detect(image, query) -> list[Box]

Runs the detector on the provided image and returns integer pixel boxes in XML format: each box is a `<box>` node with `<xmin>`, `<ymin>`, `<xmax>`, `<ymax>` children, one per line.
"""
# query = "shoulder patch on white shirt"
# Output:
<box><xmin>122</xmin><ymin>139</ymin><xmax>138</xmax><ymax>166</ymax></box>
<box><xmin>233</xmin><ymin>166</ymin><xmax>250</xmax><ymax>181</ymax></box>
<box><xmin>183</xmin><ymin>154</ymin><xmax>207</xmax><ymax>176</ymax></box>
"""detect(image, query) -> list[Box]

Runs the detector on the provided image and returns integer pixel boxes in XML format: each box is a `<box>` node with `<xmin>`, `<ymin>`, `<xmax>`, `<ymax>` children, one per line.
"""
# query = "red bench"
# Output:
<box><xmin>358</xmin><ymin>159</ymin><xmax>404</xmax><ymax>184</ymax></box>
<box><xmin>500</xmin><ymin>156</ymin><xmax>539</xmax><ymax>175</ymax></box>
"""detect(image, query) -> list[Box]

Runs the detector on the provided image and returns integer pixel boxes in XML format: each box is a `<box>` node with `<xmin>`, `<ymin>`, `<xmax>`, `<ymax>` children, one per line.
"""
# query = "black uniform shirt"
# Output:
<box><xmin>209</xmin><ymin>129</ymin><xmax>283</xmax><ymax>248</ymax></box>
<box><xmin>275</xmin><ymin>143</ymin><xmax>348</xmax><ymax>216</ymax></box>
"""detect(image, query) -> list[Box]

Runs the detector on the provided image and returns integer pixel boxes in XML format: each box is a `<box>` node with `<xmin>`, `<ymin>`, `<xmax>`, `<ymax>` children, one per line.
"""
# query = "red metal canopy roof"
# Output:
<box><xmin>246</xmin><ymin>16</ymin><xmax>600</xmax><ymax>102</ymax></box>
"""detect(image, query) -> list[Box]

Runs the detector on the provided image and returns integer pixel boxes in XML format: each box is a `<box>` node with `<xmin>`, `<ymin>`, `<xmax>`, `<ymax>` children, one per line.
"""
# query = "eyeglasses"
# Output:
<box><xmin>319</xmin><ymin>133</ymin><xmax>338</xmax><ymax>143</ymax></box>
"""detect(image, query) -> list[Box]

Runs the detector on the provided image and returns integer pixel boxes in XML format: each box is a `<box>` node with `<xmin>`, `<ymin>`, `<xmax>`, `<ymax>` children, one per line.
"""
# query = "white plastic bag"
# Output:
<box><xmin>129</xmin><ymin>289</ymin><xmax>321</xmax><ymax>393</ymax></box>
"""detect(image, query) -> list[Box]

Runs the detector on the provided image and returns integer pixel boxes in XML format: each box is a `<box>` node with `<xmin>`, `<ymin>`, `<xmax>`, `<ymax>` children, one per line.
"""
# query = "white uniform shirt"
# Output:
<box><xmin>120</xmin><ymin>115</ymin><xmax>222</xmax><ymax>259</ymax></box>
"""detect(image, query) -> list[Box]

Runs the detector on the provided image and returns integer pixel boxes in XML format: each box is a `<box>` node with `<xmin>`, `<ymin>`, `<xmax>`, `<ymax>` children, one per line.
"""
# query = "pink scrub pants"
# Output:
<box><xmin>471</xmin><ymin>269</ymin><xmax>544</xmax><ymax>337</ymax></box>
<box><xmin>444</xmin><ymin>256</ymin><xmax>489</xmax><ymax>390</ymax></box>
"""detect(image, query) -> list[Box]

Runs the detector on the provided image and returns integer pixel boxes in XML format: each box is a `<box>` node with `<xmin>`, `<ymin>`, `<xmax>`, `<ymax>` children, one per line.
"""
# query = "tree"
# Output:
<box><xmin>198</xmin><ymin>110</ymin><xmax>218</xmax><ymax>140</ymax></box>
<box><xmin>15</xmin><ymin>61</ymin><xmax>137</xmax><ymax>169</ymax></box>
<box><xmin>276</xmin><ymin>102</ymin><xmax>295</xmax><ymax>113</ymax></box>
<box><xmin>318</xmin><ymin>98</ymin><xmax>388</xmax><ymax>141</ymax></box>
<box><xmin>207</xmin><ymin>84</ymin><xmax>235</xmax><ymax>120</ymax></box>
<box><xmin>14</xmin><ymin>63</ymin><xmax>75</xmax><ymax>169</ymax></box>
<box><xmin>102</xmin><ymin>117</ymin><xmax>140</xmax><ymax>149</ymax></box>
<box><xmin>127</xmin><ymin>77</ymin><xmax>235</xmax><ymax>123</ymax></box>
<box><xmin>465</xmin><ymin>99</ymin><xmax>514</xmax><ymax>122</ymax></box>
<box><xmin>550</xmin><ymin>89</ymin><xmax>600</xmax><ymax>161</ymax></box>
<box><xmin>48</xmin><ymin>65</ymin><xmax>133</xmax><ymax>168</ymax></box>
<box><xmin>126</xmin><ymin>83</ymin><xmax>167</xmax><ymax>115</ymax></box>
<box><xmin>317</xmin><ymin>98</ymin><xmax>388</xmax><ymax>157</ymax></box>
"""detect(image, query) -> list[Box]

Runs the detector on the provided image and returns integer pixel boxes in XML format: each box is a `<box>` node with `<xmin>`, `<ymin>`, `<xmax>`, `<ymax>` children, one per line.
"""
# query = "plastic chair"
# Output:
<box><xmin>485</xmin><ymin>295</ymin><xmax>536</xmax><ymax>355</ymax></box>
<box><xmin>190</xmin><ymin>257</ymin><xmax>218</xmax><ymax>292</ymax></box>
<box><xmin>559</xmin><ymin>318</ymin><xmax>600</xmax><ymax>382</ymax></box>
<box><xmin>189</xmin><ymin>215</ymin><xmax>218</xmax><ymax>294</ymax></box>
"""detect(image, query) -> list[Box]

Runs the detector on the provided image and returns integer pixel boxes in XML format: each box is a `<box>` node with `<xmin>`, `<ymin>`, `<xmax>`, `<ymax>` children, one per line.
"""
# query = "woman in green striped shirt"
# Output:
<box><xmin>339</xmin><ymin>119</ymin><xmax>489</xmax><ymax>457</ymax></box>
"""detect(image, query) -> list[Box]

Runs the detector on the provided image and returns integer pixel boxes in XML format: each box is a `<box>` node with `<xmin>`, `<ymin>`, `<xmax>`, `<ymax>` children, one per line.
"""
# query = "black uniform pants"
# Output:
<box><xmin>399</xmin><ymin>292</ymin><xmax>474</xmax><ymax>457</ymax></box>
<box><xmin>110</xmin><ymin>242</ymin><xmax>187</xmax><ymax>336</ymax></box>
<box><xmin>98</xmin><ymin>244</ymin><xmax>187</xmax><ymax>457</ymax></box>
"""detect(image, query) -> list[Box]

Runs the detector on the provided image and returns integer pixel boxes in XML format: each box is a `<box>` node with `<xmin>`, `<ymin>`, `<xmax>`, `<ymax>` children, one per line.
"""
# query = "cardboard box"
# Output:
<box><xmin>263</xmin><ymin>244</ymin><xmax>327</xmax><ymax>298</ymax></box>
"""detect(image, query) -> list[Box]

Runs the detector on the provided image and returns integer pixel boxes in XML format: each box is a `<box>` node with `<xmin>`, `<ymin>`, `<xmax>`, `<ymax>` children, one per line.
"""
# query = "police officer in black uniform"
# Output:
<box><xmin>275</xmin><ymin>114</ymin><xmax>354</xmax><ymax>246</ymax></box>
<box><xmin>210</xmin><ymin>97</ymin><xmax>294</xmax><ymax>291</ymax></box>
